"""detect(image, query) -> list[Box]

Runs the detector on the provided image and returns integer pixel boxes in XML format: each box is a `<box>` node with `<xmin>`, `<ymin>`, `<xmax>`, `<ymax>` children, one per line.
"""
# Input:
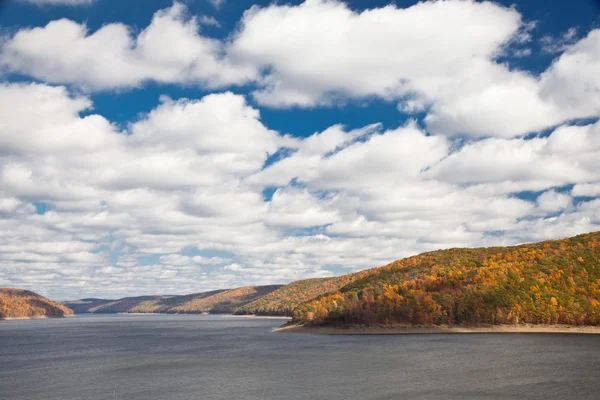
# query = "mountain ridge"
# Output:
<box><xmin>63</xmin><ymin>285</ymin><xmax>285</xmax><ymax>315</ymax></box>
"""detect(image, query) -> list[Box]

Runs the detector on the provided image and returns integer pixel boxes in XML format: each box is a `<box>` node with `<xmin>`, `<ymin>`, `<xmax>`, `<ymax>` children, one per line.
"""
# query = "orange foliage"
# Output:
<box><xmin>0</xmin><ymin>288</ymin><xmax>73</xmax><ymax>319</ymax></box>
<box><xmin>235</xmin><ymin>271</ymin><xmax>373</xmax><ymax>316</ymax></box>
<box><xmin>293</xmin><ymin>232</ymin><xmax>600</xmax><ymax>327</ymax></box>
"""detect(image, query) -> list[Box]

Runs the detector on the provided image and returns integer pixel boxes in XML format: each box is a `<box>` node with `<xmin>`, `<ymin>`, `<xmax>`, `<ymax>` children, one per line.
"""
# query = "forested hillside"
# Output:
<box><xmin>168</xmin><ymin>285</ymin><xmax>282</xmax><ymax>313</ymax></box>
<box><xmin>235</xmin><ymin>273</ymin><xmax>372</xmax><ymax>316</ymax></box>
<box><xmin>128</xmin><ymin>290</ymin><xmax>227</xmax><ymax>313</ymax></box>
<box><xmin>64</xmin><ymin>286</ymin><xmax>282</xmax><ymax>314</ymax></box>
<box><xmin>0</xmin><ymin>289</ymin><xmax>73</xmax><ymax>319</ymax></box>
<box><xmin>292</xmin><ymin>232</ymin><xmax>600</xmax><ymax>327</ymax></box>
<box><xmin>63</xmin><ymin>296</ymin><xmax>171</xmax><ymax>313</ymax></box>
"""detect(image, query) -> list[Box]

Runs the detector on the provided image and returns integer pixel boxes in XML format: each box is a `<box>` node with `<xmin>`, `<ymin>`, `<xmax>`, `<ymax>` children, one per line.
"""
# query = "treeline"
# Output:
<box><xmin>293</xmin><ymin>232</ymin><xmax>600</xmax><ymax>327</ymax></box>
<box><xmin>0</xmin><ymin>288</ymin><xmax>74</xmax><ymax>319</ymax></box>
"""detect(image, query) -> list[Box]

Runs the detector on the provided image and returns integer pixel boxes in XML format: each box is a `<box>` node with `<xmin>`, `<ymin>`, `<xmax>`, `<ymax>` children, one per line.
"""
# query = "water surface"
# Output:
<box><xmin>1</xmin><ymin>314</ymin><xmax>599</xmax><ymax>400</ymax></box>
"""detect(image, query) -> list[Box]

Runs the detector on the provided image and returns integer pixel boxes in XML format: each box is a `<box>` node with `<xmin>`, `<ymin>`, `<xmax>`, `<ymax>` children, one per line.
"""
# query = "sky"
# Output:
<box><xmin>0</xmin><ymin>0</ymin><xmax>599</xmax><ymax>300</ymax></box>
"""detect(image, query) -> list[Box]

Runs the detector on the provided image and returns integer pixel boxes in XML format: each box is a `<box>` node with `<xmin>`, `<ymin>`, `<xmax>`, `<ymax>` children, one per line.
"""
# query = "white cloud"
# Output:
<box><xmin>208</xmin><ymin>0</ymin><xmax>226</xmax><ymax>10</ymax></box>
<box><xmin>423</xmin><ymin>120</ymin><xmax>600</xmax><ymax>189</ymax></box>
<box><xmin>537</xmin><ymin>190</ymin><xmax>572</xmax><ymax>213</ymax></box>
<box><xmin>2</xmin><ymin>1</ymin><xmax>600</xmax><ymax>140</ymax></box>
<box><xmin>539</xmin><ymin>29</ymin><xmax>600</xmax><ymax>121</ymax></box>
<box><xmin>513</xmin><ymin>48</ymin><xmax>532</xmax><ymax>57</ymax></box>
<box><xmin>229</xmin><ymin>1</ymin><xmax>599</xmax><ymax>138</ymax></box>
<box><xmin>1</xmin><ymin>82</ymin><xmax>598</xmax><ymax>299</ymax></box>
<box><xmin>541</xmin><ymin>27</ymin><xmax>579</xmax><ymax>54</ymax></box>
<box><xmin>1</xmin><ymin>3</ymin><xmax>255</xmax><ymax>90</ymax></box>
<box><xmin>265</xmin><ymin>187</ymin><xmax>340</xmax><ymax>227</ymax></box>
<box><xmin>422</xmin><ymin>61</ymin><xmax>561</xmax><ymax>138</ymax></box>
<box><xmin>1</xmin><ymin>2</ymin><xmax>600</xmax><ymax>299</ymax></box>
<box><xmin>230</xmin><ymin>0</ymin><xmax>521</xmax><ymax>107</ymax></box>
<box><xmin>198</xmin><ymin>16</ymin><xmax>221</xmax><ymax>27</ymax></box>
<box><xmin>572</xmin><ymin>183</ymin><xmax>600</xmax><ymax>197</ymax></box>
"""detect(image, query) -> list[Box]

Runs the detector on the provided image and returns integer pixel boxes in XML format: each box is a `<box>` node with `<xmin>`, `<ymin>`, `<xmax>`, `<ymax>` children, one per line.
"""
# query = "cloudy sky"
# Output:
<box><xmin>0</xmin><ymin>0</ymin><xmax>599</xmax><ymax>300</ymax></box>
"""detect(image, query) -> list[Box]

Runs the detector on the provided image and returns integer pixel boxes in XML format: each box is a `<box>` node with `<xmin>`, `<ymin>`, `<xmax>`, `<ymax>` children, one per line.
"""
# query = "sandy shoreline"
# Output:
<box><xmin>275</xmin><ymin>323</ymin><xmax>600</xmax><ymax>335</ymax></box>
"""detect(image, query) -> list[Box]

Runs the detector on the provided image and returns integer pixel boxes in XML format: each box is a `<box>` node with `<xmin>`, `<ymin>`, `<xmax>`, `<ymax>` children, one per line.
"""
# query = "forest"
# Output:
<box><xmin>0</xmin><ymin>289</ymin><xmax>74</xmax><ymax>319</ymax></box>
<box><xmin>63</xmin><ymin>286</ymin><xmax>283</xmax><ymax>314</ymax></box>
<box><xmin>165</xmin><ymin>285</ymin><xmax>282</xmax><ymax>314</ymax></box>
<box><xmin>235</xmin><ymin>273</ymin><xmax>371</xmax><ymax>316</ymax></box>
<box><xmin>292</xmin><ymin>232</ymin><xmax>600</xmax><ymax>327</ymax></box>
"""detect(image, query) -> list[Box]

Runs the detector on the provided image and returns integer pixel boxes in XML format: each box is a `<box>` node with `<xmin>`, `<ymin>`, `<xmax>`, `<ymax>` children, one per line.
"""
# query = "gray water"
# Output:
<box><xmin>1</xmin><ymin>314</ymin><xmax>599</xmax><ymax>400</ymax></box>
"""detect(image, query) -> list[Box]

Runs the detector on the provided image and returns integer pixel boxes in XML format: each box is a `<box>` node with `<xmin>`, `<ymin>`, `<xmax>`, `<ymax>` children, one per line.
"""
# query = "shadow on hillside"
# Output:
<box><xmin>29</xmin><ymin>299</ymin><xmax>66</xmax><ymax>317</ymax></box>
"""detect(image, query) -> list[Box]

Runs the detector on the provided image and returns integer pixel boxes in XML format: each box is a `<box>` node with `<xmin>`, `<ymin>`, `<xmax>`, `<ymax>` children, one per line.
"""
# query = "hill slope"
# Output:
<box><xmin>64</xmin><ymin>285</ymin><xmax>283</xmax><ymax>314</ymax></box>
<box><xmin>235</xmin><ymin>273</ymin><xmax>372</xmax><ymax>316</ymax></box>
<box><xmin>127</xmin><ymin>290</ymin><xmax>227</xmax><ymax>313</ymax></box>
<box><xmin>292</xmin><ymin>232</ymin><xmax>600</xmax><ymax>327</ymax></box>
<box><xmin>0</xmin><ymin>289</ymin><xmax>73</xmax><ymax>319</ymax></box>
<box><xmin>63</xmin><ymin>296</ymin><xmax>172</xmax><ymax>313</ymax></box>
<box><xmin>168</xmin><ymin>285</ymin><xmax>283</xmax><ymax>314</ymax></box>
<box><xmin>61</xmin><ymin>298</ymin><xmax>115</xmax><ymax>313</ymax></box>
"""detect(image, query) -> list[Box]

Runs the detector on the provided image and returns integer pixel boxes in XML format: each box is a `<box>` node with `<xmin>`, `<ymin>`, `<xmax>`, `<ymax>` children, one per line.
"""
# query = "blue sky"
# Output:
<box><xmin>0</xmin><ymin>0</ymin><xmax>599</xmax><ymax>299</ymax></box>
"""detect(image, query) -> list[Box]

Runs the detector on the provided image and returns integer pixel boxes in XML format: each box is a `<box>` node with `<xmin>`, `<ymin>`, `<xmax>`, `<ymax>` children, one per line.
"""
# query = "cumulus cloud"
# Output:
<box><xmin>537</xmin><ymin>190</ymin><xmax>572</xmax><ymax>213</ymax></box>
<box><xmin>2</xmin><ymin>1</ymin><xmax>600</xmax><ymax>139</ymax></box>
<box><xmin>1</xmin><ymin>1</ymin><xmax>600</xmax><ymax>299</ymax></box>
<box><xmin>230</xmin><ymin>0</ymin><xmax>521</xmax><ymax>106</ymax></box>
<box><xmin>572</xmin><ymin>183</ymin><xmax>600</xmax><ymax>197</ymax></box>
<box><xmin>1</xmin><ymin>3</ymin><xmax>255</xmax><ymax>90</ymax></box>
<box><xmin>2</xmin><ymin>81</ymin><xmax>598</xmax><ymax>299</ymax></box>
<box><xmin>423</xmin><ymin>120</ymin><xmax>600</xmax><ymax>189</ymax></box>
<box><xmin>229</xmin><ymin>1</ymin><xmax>599</xmax><ymax>138</ymax></box>
<box><xmin>539</xmin><ymin>29</ymin><xmax>600</xmax><ymax>120</ymax></box>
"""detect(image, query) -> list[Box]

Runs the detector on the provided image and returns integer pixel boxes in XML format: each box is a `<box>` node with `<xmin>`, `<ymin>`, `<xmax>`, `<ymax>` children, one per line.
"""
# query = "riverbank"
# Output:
<box><xmin>275</xmin><ymin>323</ymin><xmax>600</xmax><ymax>335</ymax></box>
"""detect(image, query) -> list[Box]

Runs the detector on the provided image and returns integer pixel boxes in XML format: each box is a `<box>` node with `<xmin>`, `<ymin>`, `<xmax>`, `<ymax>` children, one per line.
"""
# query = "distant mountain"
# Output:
<box><xmin>64</xmin><ymin>285</ymin><xmax>283</xmax><ymax>314</ymax></box>
<box><xmin>235</xmin><ymin>273</ymin><xmax>372</xmax><ymax>316</ymax></box>
<box><xmin>128</xmin><ymin>290</ymin><xmax>227</xmax><ymax>313</ymax></box>
<box><xmin>63</xmin><ymin>296</ymin><xmax>169</xmax><ymax>314</ymax></box>
<box><xmin>0</xmin><ymin>288</ymin><xmax>73</xmax><ymax>319</ymax></box>
<box><xmin>168</xmin><ymin>285</ymin><xmax>283</xmax><ymax>314</ymax></box>
<box><xmin>292</xmin><ymin>232</ymin><xmax>600</xmax><ymax>327</ymax></box>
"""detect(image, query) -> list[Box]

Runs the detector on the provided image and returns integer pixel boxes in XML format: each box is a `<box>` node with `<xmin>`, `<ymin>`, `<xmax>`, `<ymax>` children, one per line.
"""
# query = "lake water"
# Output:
<box><xmin>1</xmin><ymin>314</ymin><xmax>599</xmax><ymax>400</ymax></box>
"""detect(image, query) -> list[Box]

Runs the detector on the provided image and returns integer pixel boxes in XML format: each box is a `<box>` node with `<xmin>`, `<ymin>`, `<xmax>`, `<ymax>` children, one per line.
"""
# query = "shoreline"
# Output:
<box><xmin>0</xmin><ymin>315</ymin><xmax>73</xmax><ymax>321</ymax></box>
<box><xmin>275</xmin><ymin>323</ymin><xmax>600</xmax><ymax>335</ymax></box>
<box><xmin>222</xmin><ymin>314</ymin><xmax>291</xmax><ymax>320</ymax></box>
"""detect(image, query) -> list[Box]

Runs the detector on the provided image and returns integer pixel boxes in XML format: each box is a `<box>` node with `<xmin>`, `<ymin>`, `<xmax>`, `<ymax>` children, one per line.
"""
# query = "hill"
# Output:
<box><xmin>168</xmin><ymin>285</ymin><xmax>283</xmax><ymax>314</ymax></box>
<box><xmin>235</xmin><ymin>273</ymin><xmax>372</xmax><ymax>316</ymax></box>
<box><xmin>127</xmin><ymin>290</ymin><xmax>227</xmax><ymax>313</ymax></box>
<box><xmin>63</xmin><ymin>296</ymin><xmax>170</xmax><ymax>313</ymax></box>
<box><xmin>63</xmin><ymin>285</ymin><xmax>283</xmax><ymax>314</ymax></box>
<box><xmin>292</xmin><ymin>232</ymin><xmax>600</xmax><ymax>327</ymax></box>
<box><xmin>0</xmin><ymin>288</ymin><xmax>74</xmax><ymax>319</ymax></box>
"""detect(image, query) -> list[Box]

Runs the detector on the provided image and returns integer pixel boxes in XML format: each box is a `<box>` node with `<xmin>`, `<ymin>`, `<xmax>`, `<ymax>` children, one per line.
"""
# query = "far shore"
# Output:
<box><xmin>0</xmin><ymin>316</ymin><xmax>48</xmax><ymax>321</ymax></box>
<box><xmin>275</xmin><ymin>323</ymin><xmax>600</xmax><ymax>335</ymax></box>
<box><xmin>221</xmin><ymin>314</ymin><xmax>292</xmax><ymax>320</ymax></box>
<box><xmin>0</xmin><ymin>315</ymin><xmax>74</xmax><ymax>321</ymax></box>
<box><xmin>118</xmin><ymin>312</ymin><xmax>292</xmax><ymax>319</ymax></box>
